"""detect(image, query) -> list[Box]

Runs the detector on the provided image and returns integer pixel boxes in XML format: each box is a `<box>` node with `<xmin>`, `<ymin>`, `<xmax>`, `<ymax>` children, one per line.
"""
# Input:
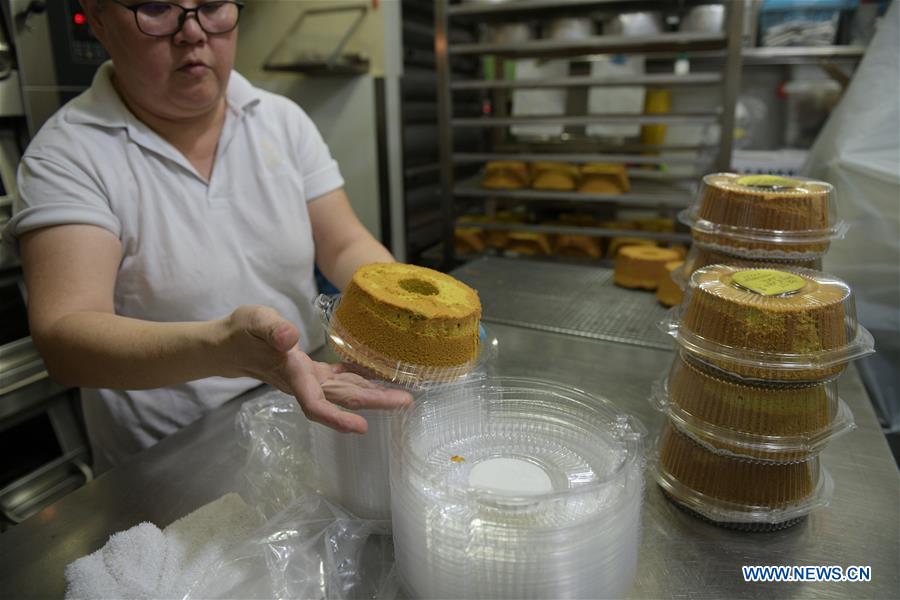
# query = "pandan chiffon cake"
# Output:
<box><xmin>668</xmin><ymin>352</ymin><xmax>834</xmax><ymax>461</ymax></box>
<box><xmin>681</xmin><ymin>266</ymin><xmax>851</xmax><ymax>381</ymax></box>
<box><xmin>693</xmin><ymin>173</ymin><xmax>834</xmax><ymax>254</ymax></box>
<box><xmin>658</xmin><ymin>421</ymin><xmax>817</xmax><ymax>509</ymax></box>
<box><xmin>332</xmin><ymin>263</ymin><xmax>482</xmax><ymax>379</ymax></box>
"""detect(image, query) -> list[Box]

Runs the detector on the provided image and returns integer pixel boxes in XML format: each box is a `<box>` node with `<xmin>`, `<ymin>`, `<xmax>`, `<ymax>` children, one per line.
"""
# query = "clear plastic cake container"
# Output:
<box><xmin>678</xmin><ymin>172</ymin><xmax>847</xmax><ymax>258</ymax></box>
<box><xmin>311</xmin><ymin>294</ymin><xmax>496</xmax><ymax>520</ymax></box>
<box><xmin>653</xmin><ymin>420</ymin><xmax>834</xmax><ymax>531</ymax></box>
<box><xmin>650</xmin><ymin>351</ymin><xmax>855</xmax><ymax>463</ymax></box>
<box><xmin>316</xmin><ymin>293</ymin><xmax>493</xmax><ymax>390</ymax></box>
<box><xmin>390</xmin><ymin>377</ymin><xmax>646</xmax><ymax>599</ymax></box>
<box><xmin>671</xmin><ymin>242</ymin><xmax>823</xmax><ymax>290</ymax></box>
<box><xmin>660</xmin><ymin>265</ymin><xmax>875</xmax><ymax>382</ymax></box>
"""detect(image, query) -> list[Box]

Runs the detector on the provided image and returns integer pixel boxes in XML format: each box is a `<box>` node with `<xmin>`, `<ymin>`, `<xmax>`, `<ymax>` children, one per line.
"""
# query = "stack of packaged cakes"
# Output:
<box><xmin>674</xmin><ymin>172</ymin><xmax>843</xmax><ymax>285</ymax></box>
<box><xmin>651</xmin><ymin>173</ymin><xmax>876</xmax><ymax>531</ymax></box>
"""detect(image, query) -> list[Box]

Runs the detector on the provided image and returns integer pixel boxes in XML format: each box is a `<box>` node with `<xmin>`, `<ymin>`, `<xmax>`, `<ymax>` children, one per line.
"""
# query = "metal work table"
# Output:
<box><xmin>0</xmin><ymin>257</ymin><xmax>897</xmax><ymax>598</ymax></box>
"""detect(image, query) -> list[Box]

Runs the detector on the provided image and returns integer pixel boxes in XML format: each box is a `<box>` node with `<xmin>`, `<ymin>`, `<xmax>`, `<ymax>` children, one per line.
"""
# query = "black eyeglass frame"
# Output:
<box><xmin>109</xmin><ymin>1</ymin><xmax>245</xmax><ymax>37</ymax></box>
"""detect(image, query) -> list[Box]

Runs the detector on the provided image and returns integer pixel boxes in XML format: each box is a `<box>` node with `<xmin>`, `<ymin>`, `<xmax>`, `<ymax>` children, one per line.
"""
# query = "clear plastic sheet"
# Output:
<box><xmin>183</xmin><ymin>390</ymin><xmax>401</xmax><ymax>600</ymax></box>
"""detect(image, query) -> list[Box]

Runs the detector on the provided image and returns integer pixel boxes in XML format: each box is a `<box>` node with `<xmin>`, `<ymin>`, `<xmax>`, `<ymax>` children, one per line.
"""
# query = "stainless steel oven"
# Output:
<box><xmin>0</xmin><ymin>0</ymin><xmax>98</xmax><ymax>529</ymax></box>
<box><xmin>4</xmin><ymin>0</ymin><xmax>108</xmax><ymax>136</ymax></box>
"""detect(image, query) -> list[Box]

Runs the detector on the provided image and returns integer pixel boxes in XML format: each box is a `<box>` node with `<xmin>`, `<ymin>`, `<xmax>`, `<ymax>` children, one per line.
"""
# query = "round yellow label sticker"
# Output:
<box><xmin>735</xmin><ymin>174</ymin><xmax>801</xmax><ymax>189</ymax></box>
<box><xmin>731</xmin><ymin>269</ymin><xmax>806</xmax><ymax>296</ymax></box>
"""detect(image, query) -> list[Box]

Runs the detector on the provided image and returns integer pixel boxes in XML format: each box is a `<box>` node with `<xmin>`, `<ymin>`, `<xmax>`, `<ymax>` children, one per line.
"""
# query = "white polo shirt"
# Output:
<box><xmin>5</xmin><ymin>62</ymin><xmax>344</xmax><ymax>471</ymax></box>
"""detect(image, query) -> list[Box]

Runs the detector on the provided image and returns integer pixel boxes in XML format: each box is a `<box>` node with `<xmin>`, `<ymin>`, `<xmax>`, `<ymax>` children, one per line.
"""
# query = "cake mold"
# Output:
<box><xmin>653</xmin><ymin>421</ymin><xmax>833</xmax><ymax>527</ymax></box>
<box><xmin>390</xmin><ymin>377</ymin><xmax>646</xmax><ymax>599</ymax></box>
<box><xmin>660</xmin><ymin>265</ymin><xmax>875</xmax><ymax>382</ymax></box>
<box><xmin>316</xmin><ymin>293</ymin><xmax>494</xmax><ymax>389</ymax></box>
<box><xmin>650</xmin><ymin>352</ymin><xmax>855</xmax><ymax>463</ymax></box>
<box><xmin>678</xmin><ymin>172</ymin><xmax>847</xmax><ymax>257</ymax></box>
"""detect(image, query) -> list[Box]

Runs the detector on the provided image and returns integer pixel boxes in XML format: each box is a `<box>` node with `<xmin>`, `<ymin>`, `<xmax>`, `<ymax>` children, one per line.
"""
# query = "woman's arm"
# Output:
<box><xmin>308</xmin><ymin>188</ymin><xmax>394</xmax><ymax>290</ymax></box>
<box><xmin>20</xmin><ymin>224</ymin><xmax>409</xmax><ymax>432</ymax></box>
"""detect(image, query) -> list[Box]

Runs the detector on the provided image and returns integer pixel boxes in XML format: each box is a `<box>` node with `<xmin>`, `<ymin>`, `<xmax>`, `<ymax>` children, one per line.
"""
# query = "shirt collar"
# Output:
<box><xmin>64</xmin><ymin>60</ymin><xmax>261</xmax><ymax>129</ymax></box>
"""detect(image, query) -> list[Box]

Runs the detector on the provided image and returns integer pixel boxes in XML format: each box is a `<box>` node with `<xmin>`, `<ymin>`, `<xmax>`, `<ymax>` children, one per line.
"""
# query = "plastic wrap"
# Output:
<box><xmin>804</xmin><ymin>1</ymin><xmax>900</xmax><ymax>430</ymax></box>
<box><xmin>181</xmin><ymin>390</ymin><xmax>400</xmax><ymax>600</ymax></box>
<box><xmin>650</xmin><ymin>351</ymin><xmax>855</xmax><ymax>462</ymax></box>
<box><xmin>660</xmin><ymin>264</ymin><xmax>875</xmax><ymax>381</ymax></box>
<box><xmin>390</xmin><ymin>377</ymin><xmax>646</xmax><ymax>599</ymax></box>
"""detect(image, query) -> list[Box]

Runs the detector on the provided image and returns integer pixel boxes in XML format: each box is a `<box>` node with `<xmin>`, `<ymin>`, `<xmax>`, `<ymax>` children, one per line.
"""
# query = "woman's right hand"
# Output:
<box><xmin>218</xmin><ymin>305</ymin><xmax>412</xmax><ymax>433</ymax></box>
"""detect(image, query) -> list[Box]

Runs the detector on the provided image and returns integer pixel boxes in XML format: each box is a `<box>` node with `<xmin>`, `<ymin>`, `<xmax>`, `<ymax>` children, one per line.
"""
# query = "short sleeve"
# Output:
<box><xmin>3</xmin><ymin>153</ymin><xmax>122</xmax><ymax>249</ymax></box>
<box><xmin>292</xmin><ymin>108</ymin><xmax>344</xmax><ymax>202</ymax></box>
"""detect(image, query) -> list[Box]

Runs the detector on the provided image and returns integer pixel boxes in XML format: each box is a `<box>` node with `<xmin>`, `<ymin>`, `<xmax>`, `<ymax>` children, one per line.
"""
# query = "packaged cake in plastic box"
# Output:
<box><xmin>660</xmin><ymin>265</ymin><xmax>875</xmax><ymax>382</ymax></box>
<box><xmin>654</xmin><ymin>420</ymin><xmax>833</xmax><ymax>532</ymax></box>
<box><xmin>651</xmin><ymin>351</ymin><xmax>855</xmax><ymax>462</ymax></box>
<box><xmin>678</xmin><ymin>173</ymin><xmax>847</xmax><ymax>258</ymax></box>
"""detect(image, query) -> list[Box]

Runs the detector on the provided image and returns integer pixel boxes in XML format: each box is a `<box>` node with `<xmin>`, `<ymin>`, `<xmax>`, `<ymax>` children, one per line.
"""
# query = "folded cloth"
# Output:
<box><xmin>65</xmin><ymin>493</ymin><xmax>260</xmax><ymax>599</ymax></box>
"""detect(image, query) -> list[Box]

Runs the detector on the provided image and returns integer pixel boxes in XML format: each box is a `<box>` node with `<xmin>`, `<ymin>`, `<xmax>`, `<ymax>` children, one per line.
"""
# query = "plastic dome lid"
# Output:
<box><xmin>679</xmin><ymin>173</ymin><xmax>847</xmax><ymax>256</ymax></box>
<box><xmin>660</xmin><ymin>265</ymin><xmax>875</xmax><ymax>382</ymax></box>
<box><xmin>650</xmin><ymin>351</ymin><xmax>855</xmax><ymax>463</ymax></box>
<box><xmin>391</xmin><ymin>377</ymin><xmax>645</xmax><ymax>510</ymax></box>
<box><xmin>315</xmin><ymin>293</ymin><xmax>497</xmax><ymax>390</ymax></box>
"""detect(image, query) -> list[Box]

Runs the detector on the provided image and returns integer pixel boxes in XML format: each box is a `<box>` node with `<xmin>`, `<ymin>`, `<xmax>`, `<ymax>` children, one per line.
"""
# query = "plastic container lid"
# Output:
<box><xmin>660</xmin><ymin>265</ymin><xmax>875</xmax><ymax>382</ymax></box>
<box><xmin>390</xmin><ymin>377</ymin><xmax>645</xmax><ymax>599</ymax></box>
<box><xmin>316</xmin><ymin>293</ymin><xmax>494</xmax><ymax>390</ymax></box>
<box><xmin>679</xmin><ymin>173</ymin><xmax>847</xmax><ymax>258</ymax></box>
<box><xmin>650</xmin><ymin>351</ymin><xmax>855</xmax><ymax>463</ymax></box>
<box><xmin>653</xmin><ymin>421</ymin><xmax>834</xmax><ymax>527</ymax></box>
<box><xmin>671</xmin><ymin>241</ymin><xmax>823</xmax><ymax>290</ymax></box>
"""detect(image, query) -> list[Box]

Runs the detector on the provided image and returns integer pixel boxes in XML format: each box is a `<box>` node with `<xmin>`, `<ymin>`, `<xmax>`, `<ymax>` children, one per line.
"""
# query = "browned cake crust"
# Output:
<box><xmin>658</xmin><ymin>421</ymin><xmax>817</xmax><ymax>507</ymax></box>
<box><xmin>668</xmin><ymin>353</ymin><xmax>833</xmax><ymax>461</ymax></box>
<box><xmin>614</xmin><ymin>246</ymin><xmax>682</xmax><ymax>290</ymax></box>
<box><xmin>333</xmin><ymin>263</ymin><xmax>482</xmax><ymax>378</ymax></box>
<box><xmin>693</xmin><ymin>173</ymin><xmax>834</xmax><ymax>254</ymax></box>
<box><xmin>482</xmin><ymin>161</ymin><xmax>529</xmax><ymax>189</ymax></box>
<box><xmin>681</xmin><ymin>266</ymin><xmax>850</xmax><ymax>381</ymax></box>
<box><xmin>554</xmin><ymin>234</ymin><xmax>602</xmax><ymax>258</ymax></box>
<box><xmin>656</xmin><ymin>260</ymin><xmax>684</xmax><ymax>307</ymax></box>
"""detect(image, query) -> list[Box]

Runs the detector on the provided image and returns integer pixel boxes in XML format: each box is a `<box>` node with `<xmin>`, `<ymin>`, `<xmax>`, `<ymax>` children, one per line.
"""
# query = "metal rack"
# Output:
<box><xmin>434</xmin><ymin>0</ymin><xmax>746</xmax><ymax>268</ymax></box>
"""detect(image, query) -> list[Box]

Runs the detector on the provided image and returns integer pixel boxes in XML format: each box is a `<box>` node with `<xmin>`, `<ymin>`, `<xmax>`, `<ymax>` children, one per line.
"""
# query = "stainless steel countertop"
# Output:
<box><xmin>0</xmin><ymin>257</ymin><xmax>897</xmax><ymax>598</ymax></box>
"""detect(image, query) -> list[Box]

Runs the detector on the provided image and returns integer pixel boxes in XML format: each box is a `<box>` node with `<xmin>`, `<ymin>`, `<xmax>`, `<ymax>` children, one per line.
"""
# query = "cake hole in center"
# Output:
<box><xmin>399</xmin><ymin>278</ymin><xmax>439</xmax><ymax>296</ymax></box>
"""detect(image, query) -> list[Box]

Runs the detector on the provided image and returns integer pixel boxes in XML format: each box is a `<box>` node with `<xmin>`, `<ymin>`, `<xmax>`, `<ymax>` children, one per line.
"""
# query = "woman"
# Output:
<box><xmin>3</xmin><ymin>0</ymin><xmax>411</xmax><ymax>471</ymax></box>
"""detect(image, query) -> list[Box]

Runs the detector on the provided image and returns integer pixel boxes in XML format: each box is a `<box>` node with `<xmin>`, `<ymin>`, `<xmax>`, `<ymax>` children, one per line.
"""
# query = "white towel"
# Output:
<box><xmin>65</xmin><ymin>493</ymin><xmax>260</xmax><ymax>599</ymax></box>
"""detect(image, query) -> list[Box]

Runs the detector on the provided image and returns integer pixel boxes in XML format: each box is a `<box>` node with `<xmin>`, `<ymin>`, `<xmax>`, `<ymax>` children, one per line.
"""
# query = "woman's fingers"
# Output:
<box><xmin>322</xmin><ymin>374</ymin><xmax>414</xmax><ymax>410</ymax></box>
<box><xmin>285</xmin><ymin>351</ymin><xmax>368</xmax><ymax>433</ymax></box>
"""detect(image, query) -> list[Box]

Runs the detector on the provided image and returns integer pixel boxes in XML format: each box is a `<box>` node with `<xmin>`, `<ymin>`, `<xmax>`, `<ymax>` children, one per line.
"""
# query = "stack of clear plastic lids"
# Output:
<box><xmin>310</xmin><ymin>294</ymin><xmax>493</xmax><ymax>520</ymax></box>
<box><xmin>678</xmin><ymin>173</ymin><xmax>847</xmax><ymax>260</ymax></box>
<box><xmin>652</xmin><ymin>265</ymin><xmax>874</xmax><ymax>530</ymax></box>
<box><xmin>391</xmin><ymin>377</ymin><xmax>645</xmax><ymax>599</ymax></box>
